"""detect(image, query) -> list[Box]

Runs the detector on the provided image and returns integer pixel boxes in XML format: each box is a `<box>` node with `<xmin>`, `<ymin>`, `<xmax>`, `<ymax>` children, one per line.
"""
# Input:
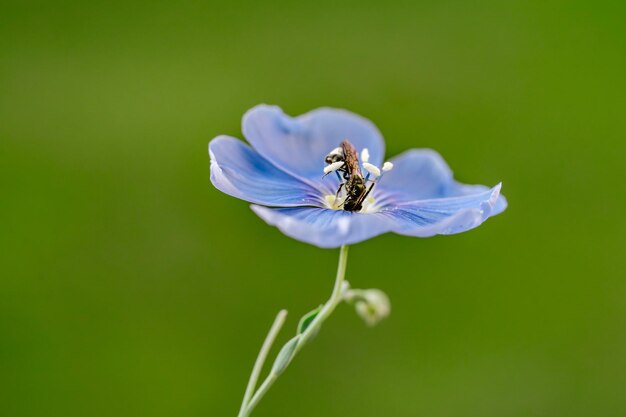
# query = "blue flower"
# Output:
<box><xmin>209</xmin><ymin>105</ymin><xmax>507</xmax><ymax>248</ymax></box>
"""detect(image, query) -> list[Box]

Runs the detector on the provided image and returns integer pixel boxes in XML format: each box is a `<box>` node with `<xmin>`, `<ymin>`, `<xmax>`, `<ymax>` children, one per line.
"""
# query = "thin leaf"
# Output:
<box><xmin>270</xmin><ymin>335</ymin><xmax>300</xmax><ymax>376</ymax></box>
<box><xmin>297</xmin><ymin>305</ymin><xmax>323</xmax><ymax>335</ymax></box>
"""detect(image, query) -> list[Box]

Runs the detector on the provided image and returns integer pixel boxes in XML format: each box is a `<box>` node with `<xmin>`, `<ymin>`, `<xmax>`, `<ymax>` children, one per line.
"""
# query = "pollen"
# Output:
<box><xmin>359</xmin><ymin>196</ymin><xmax>380</xmax><ymax>213</ymax></box>
<box><xmin>324</xmin><ymin>194</ymin><xmax>345</xmax><ymax>210</ymax></box>
<box><xmin>382</xmin><ymin>161</ymin><xmax>394</xmax><ymax>172</ymax></box>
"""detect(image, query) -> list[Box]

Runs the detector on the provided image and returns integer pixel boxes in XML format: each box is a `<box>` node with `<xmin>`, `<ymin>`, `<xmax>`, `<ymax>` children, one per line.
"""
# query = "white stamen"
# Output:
<box><xmin>329</xmin><ymin>147</ymin><xmax>343</xmax><ymax>157</ymax></box>
<box><xmin>324</xmin><ymin>161</ymin><xmax>344</xmax><ymax>174</ymax></box>
<box><xmin>382</xmin><ymin>161</ymin><xmax>394</xmax><ymax>172</ymax></box>
<box><xmin>362</xmin><ymin>162</ymin><xmax>381</xmax><ymax>177</ymax></box>
<box><xmin>360</xmin><ymin>148</ymin><xmax>370</xmax><ymax>163</ymax></box>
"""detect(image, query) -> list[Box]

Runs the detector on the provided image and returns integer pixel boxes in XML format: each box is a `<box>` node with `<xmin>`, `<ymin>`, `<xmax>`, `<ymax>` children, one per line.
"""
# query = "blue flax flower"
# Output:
<box><xmin>209</xmin><ymin>105</ymin><xmax>507</xmax><ymax>248</ymax></box>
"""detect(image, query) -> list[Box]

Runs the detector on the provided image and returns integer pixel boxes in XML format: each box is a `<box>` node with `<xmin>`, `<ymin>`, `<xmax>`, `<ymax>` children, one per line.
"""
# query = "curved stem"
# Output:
<box><xmin>238</xmin><ymin>245</ymin><xmax>350</xmax><ymax>417</ymax></box>
<box><xmin>294</xmin><ymin>245</ymin><xmax>349</xmax><ymax>355</ymax></box>
<box><xmin>237</xmin><ymin>310</ymin><xmax>288</xmax><ymax>417</ymax></box>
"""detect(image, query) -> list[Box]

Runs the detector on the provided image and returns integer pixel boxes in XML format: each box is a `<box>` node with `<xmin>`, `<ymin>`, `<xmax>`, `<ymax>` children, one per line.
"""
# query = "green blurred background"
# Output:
<box><xmin>1</xmin><ymin>1</ymin><xmax>625</xmax><ymax>416</ymax></box>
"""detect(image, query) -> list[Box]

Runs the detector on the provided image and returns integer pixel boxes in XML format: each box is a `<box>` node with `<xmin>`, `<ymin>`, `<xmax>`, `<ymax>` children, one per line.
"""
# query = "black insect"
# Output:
<box><xmin>324</xmin><ymin>140</ymin><xmax>375</xmax><ymax>212</ymax></box>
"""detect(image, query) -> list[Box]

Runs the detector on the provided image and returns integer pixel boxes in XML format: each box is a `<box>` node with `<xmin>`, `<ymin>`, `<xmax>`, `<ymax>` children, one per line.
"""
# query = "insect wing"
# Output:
<box><xmin>340</xmin><ymin>140</ymin><xmax>363</xmax><ymax>178</ymax></box>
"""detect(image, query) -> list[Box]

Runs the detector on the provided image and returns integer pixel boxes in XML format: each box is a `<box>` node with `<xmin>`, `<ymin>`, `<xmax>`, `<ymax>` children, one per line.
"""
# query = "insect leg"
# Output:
<box><xmin>335</xmin><ymin>182</ymin><xmax>345</xmax><ymax>199</ymax></box>
<box><xmin>363</xmin><ymin>182</ymin><xmax>376</xmax><ymax>200</ymax></box>
<box><xmin>354</xmin><ymin>182</ymin><xmax>376</xmax><ymax>209</ymax></box>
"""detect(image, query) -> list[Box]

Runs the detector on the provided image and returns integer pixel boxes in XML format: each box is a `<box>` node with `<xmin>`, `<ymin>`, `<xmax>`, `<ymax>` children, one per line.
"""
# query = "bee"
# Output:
<box><xmin>324</xmin><ymin>140</ymin><xmax>375</xmax><ymax>212</ymax></box>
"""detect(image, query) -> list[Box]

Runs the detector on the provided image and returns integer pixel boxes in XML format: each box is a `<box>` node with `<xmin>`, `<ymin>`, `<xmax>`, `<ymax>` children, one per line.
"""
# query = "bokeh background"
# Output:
<box><xmin>2</xmin><ymin>1</ymin><xmax>625</xmax><ymax>416</ymax></box>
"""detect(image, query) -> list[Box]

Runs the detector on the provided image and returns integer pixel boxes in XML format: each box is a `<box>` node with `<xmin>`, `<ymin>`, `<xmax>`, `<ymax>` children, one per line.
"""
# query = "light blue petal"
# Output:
<box><xmin>374</xmin><ymin>149</ymin><xmax>454</xmax><ymax>204</ymax></box>
<box><xmin>209</xmin><ymin>136</ymin><xmax>325</xmax><ymax>207</ymax></box>
<box><xmin>374</xmin><ymin>149</ymin><xmax>508</xmax><ymax>218</ymax></box>
<box><xmin>250</xmin><ymin>205</ymin><xmax>396</xmax><ymax>248</ymax></box>
<box><xmin>493</xmin><ymin>193</ymin><xmax>508</xmax><ymax>215</ymax></box>
<box><xmin>243</xmin><ymin>105</ymin><xmax>385</xmax><ymax>180</ymax></box>
<box><xmin>250</xmin><ymin>184</ymin><xmax>504</xmax><ymax>248</ymax></box>
<box><xmin>447</xmin><ymin>182</ymin><xmax>508</xmax><ymax>215</ymax></box>
<box><xmin>384</xmin><ymin>183</ymin><xmax>504</xmax><ymax>237</ymax></box>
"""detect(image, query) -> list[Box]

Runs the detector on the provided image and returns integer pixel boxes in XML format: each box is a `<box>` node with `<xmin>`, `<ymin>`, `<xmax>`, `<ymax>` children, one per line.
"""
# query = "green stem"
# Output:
<box><xmin>238</xmin><ymin>245</ymin><xmax>350</xmax><ymax>417</ymax></box>
<box><xmin>294</xmin><ymin>245</ymin><xmax>349</xmax><ymax>355</ymax></box>
<box><xmin>237</xmin><ymin>310</ymin><xmax>287</xmax><ymax>417</ymax></box>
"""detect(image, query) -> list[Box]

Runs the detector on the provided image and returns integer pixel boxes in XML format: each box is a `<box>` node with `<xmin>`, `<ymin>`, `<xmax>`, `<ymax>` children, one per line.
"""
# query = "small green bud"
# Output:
<box><xmin>345</xmin><ymin>288</ymin><xmax>391</xmax><ymax>327</ymax></box>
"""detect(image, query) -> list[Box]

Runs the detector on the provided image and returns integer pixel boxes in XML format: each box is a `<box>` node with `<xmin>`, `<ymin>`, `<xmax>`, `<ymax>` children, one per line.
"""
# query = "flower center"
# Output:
<box><xmin>322</xmin><ymin>140</ymin><xmax>393</xmax><ymax>213</ymax></box>
<box><xmin>324</xmin><ymin>193</ymin><xmax>380</xmax><ymax>213</ymax></box>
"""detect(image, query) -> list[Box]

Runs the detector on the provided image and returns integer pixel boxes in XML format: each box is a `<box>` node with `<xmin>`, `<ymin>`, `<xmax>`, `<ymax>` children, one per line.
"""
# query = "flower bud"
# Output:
<box><xmin>346</xmin><ymin>288</ymin><xmax>390</xmax><ymax>326</ymax></box>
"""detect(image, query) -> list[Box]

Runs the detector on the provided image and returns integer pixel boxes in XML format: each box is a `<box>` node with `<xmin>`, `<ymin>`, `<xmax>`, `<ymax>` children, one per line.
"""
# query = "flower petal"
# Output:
<box><xmin>384</xmin><ymin>183</ymin><xmax>505</xmax><ymax>237</ymax></box>
<box><xmin>209</xmin><ymin>135</ymin><xmax>324</xmax><ymax>207</ymax></box>
<box><xmin>250</xmin><ymin>206</ymin><xmax>396</xmax><ymax>248</ymax></box>
<box><xmin>250</xmin><ymin>184</ymin><xmax>505</xmax><ymax>247</ymax></box>
<box><xmin>243</xmin><ymin>105</ymin><xmax>385</xmax><ymax>180</ymax></box>
<box><xmin>374</xmin><ymin>149</ymin><xmax>508</xmax><ymax>218</ymax></box>
<box><xmin>448</xmin><ymin>183</ymin><xmax>508</xmax><ymax>215</ymax></box>
<box><xmin>375</xmin><ymin>149</ymin><xmax>454</xmax><ymax>203</ymax></box>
